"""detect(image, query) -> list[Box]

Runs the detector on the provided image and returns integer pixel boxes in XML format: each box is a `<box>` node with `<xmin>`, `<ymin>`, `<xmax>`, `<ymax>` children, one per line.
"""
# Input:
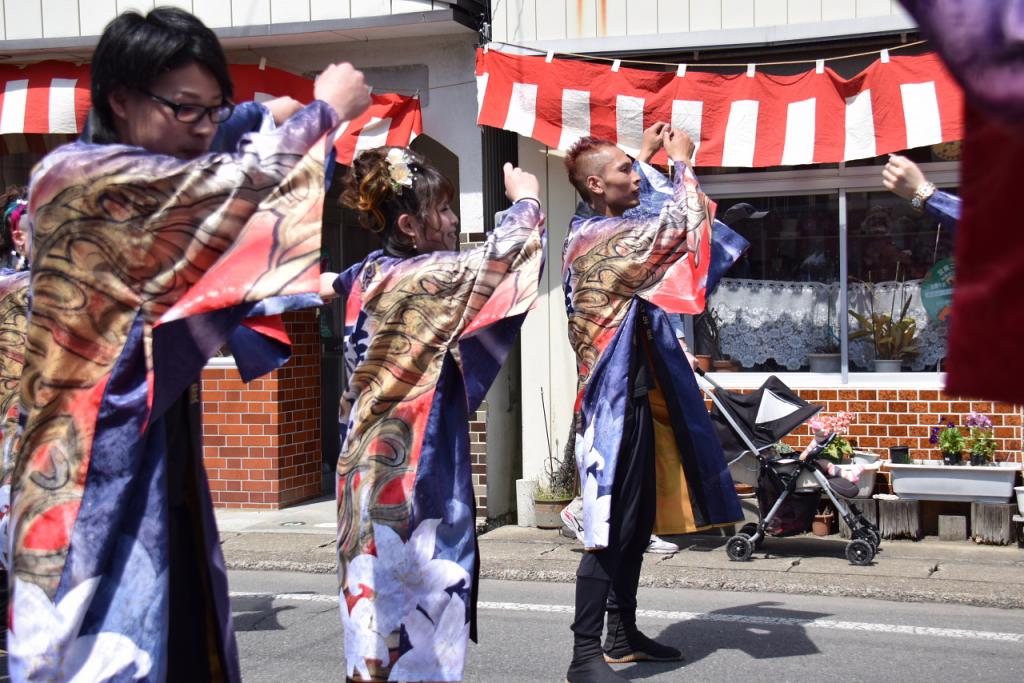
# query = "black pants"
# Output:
<box><xmin>572</xmin><ymin>359</ymin><xmax>657</xmax><ymax>638</ymax></box>
<box><xmin>166</xmin><ymin>384</ymin><xmax>225</xmax><ymax>682</ymax></box>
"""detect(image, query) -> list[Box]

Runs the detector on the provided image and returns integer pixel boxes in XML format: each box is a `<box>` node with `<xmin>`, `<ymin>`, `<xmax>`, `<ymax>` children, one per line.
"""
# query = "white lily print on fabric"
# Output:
<box><xmin>344</xmin><ymin>519</ymin><xmax>471</xmax><ymax>637</ymax></box>
<box><xmin>8</xmin><ymin>577</ymin><xmax>152</xmax><ymax>682</ymax></box>
<box><xmin>389</xmin><ymin>594</ymin><xmax>470</xmax><ymax>682</ymax></box>
<box><xmin>339</xmin><ymin>593</ymin><xmax>389</xmax><ymax>681</ymax></box>
<box><xmin>578</xmin><ymin>420</ymin><xmax>613</xmax><ymax>548</ymax></box>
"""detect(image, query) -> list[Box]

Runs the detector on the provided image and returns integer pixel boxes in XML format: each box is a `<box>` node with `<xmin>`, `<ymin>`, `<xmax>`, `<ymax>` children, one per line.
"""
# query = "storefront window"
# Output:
<box><xmin>845</xmin><ymin>190</ymin><xmax>956</xmax><ymax>372</ymax></box>
<box><xmin>700</xmin><ymin>194</ymin><xmax>840</xmax><ymax>372</ymax></box>
<box><xmin>697</xmin><ymin>163</ymin><xmax>958</xmax><ymax>374</ymax></box>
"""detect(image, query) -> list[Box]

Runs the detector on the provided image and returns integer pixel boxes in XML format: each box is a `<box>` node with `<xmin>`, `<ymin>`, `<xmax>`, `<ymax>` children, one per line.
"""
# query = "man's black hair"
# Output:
<box><xmin>89</xmin><ymin>7</ymin><xmax>233</xmax><ymax>144</ymax></box>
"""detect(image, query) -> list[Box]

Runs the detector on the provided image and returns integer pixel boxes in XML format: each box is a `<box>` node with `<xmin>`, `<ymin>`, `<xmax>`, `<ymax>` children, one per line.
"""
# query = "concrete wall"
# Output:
<box><xmin>516</xmin><ymin>137</ymin><xmax>578</xmax><ymax>486</ymax></box>
<box><xmin>246</xmin><ymin>33</ymin><xmax>485</xmax><ymax>235</ymax></box>
<box><xmin>0</xmin><ymin>0</ymin><xmax>455</xmax><ymax>39</ymax></box>
<box><xmin>490</xmin><ymin>0</ymin><xmax>914</xmax><ymax>47</ymax></box>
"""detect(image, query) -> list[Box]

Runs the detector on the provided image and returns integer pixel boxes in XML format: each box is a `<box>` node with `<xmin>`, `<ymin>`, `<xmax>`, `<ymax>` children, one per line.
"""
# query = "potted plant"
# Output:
<box><xmin>533</xmin><ymin>422</ymin><xmax>578</xmax><ymax>528</ymax></box>
<box><xmin>849</xmin><ymin>279</ymin><xmax>919</xmax><ymax>372</ymax></box>
<box><xmin>808</xmin><ymin>411</ymin><xmax>855</xmax><ymax>463</ymax></box>
<box><xmin>695</xmin><ymin>309</ymin><xmax>740</xmax><ymax>371</ymax></box>
<box><xmin>966</xmin><ymin>411</ymin><xmax>996</xmax><ymax>466</ymax></box>
<box><xmin>930</xmin><ymin>417</ymin><xmax>964</xmax><ymax>465</ymax></box>
<box><xmin>808</xmin><ymin>299</ymin><xmax>841</xmax><ymax>372</ymax></box>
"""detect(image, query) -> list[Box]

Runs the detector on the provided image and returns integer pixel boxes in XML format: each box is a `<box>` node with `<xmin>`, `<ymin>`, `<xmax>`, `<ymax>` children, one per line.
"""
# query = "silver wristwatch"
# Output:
<box><xmin>910</xmin><ymin>181</ymin><xmax>936</xmax><ymax>212</ymax></box>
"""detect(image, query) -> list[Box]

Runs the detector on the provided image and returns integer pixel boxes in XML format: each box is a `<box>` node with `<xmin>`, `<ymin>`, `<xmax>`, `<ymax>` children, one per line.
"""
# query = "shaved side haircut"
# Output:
<box><xmin>565</xmin><ymin>137</ymin><xmax>617</xmax><ymax>201</ymax></box>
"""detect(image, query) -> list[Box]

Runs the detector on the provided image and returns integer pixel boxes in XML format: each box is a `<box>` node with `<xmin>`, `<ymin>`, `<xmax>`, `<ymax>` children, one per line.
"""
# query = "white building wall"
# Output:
<box><xmin>517</xmin><ymin>138</ymin><xmax>579</xmax><ymax>485</ymax></box>
<box><xmin>0</xmin><ymin>0</ymin><xmax>449</xmax><ymax>38</ymax></box>
<box><xmin>490</xmin><ymin>0</ymin><xmax>913</xmax><ymax>43</ymax></box>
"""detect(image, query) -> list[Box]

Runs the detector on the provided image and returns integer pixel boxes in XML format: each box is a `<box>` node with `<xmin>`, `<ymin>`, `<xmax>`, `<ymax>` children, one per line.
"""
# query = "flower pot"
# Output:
<box><xmin>533</xmin><ymin>494</ymin><xmax>574</xmax><ymax>529</ymax></box>
<box><xmin>695</xmin><ymin>354</ymin><xmax>713</xmax><ymax>373</ymax></box>
<box><xmin>873</xmin><ymin>359</ymin><xmax>903</xmax><ymax>372</ymax></box>
<box><xmin>808</xmin><ymin>353</ymin><xmax>841</xmax><ymax>373</ymax></box>
<box><xmin>713</xmin><ymin>359</ymin><xmax>738</xmax><ymax>372</ymax></box>
<box><xmin>1015</xmin><ymin>486</ymin><xmax>1024</xmax><ymax>516</ymax></box>
<box><xmin>888</xmin><ymin>445</ymin><xmax>911</xmax><ymax>465</ymax></box>
<box><xmin>941</xmin><ymin>451</ymin><xmax>962</xmax><ymax>466</ymax></box>
<box><xmin>969</xmin><ymin>453</ymin><xmax>990</xmax><ymax>467</ymax></box>
<box><xmin>811</xmin><ymin>511</ymin><xmax>834</xmax><ymax>536</ymax></box>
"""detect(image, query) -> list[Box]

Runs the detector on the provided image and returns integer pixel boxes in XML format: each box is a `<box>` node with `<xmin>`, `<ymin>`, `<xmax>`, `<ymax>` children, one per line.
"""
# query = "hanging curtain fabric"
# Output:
<box><xmin>0</xmin><ymin>61</ymin><xmax>423</xmax><ymax>160</ymax></box>
<box><xmin>475</xmin><ymin>47</ymin><xmax>963</xmax><ymax>167</ymax></box>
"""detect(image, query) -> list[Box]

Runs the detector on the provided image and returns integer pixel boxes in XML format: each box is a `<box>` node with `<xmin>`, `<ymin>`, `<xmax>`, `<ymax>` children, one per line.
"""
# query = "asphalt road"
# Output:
<box><xmin>229</xmin><ymin>570</ymin><xmax>1024</xmax><ymax>683</ymax></box>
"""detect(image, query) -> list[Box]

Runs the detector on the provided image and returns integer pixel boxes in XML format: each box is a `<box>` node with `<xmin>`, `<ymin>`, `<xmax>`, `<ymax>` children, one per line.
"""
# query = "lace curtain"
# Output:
<box><xmin>710</xmin><ymin>277</ymin><xmax>947</xmax><ymax>371</ymax></box>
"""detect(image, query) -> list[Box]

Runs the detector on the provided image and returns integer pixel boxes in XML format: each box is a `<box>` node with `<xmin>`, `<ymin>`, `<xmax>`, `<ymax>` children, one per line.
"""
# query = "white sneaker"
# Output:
<box><xmin>559</xmin><ymin>498</ymin><xmax>585</xmax><ymax>542</ymax></box>
<box><xmin>646</xmin><ymin>534</ymin><xmax>679</xmax><ymax>554</ymax></box>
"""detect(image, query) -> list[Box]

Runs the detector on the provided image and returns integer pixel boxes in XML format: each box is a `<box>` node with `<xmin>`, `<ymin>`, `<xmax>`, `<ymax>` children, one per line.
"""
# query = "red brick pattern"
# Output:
<box><xmin>748</xmin><ymin>388</ymin><xmax>1023</xmax><ymax>462</ymax></box>
<box><xmin>201</xmin><ymin>310</ymin><xmax>323</xmax><ymax>509</ymax></box>
<box><xmin>469</xmin><ymin>402</ymin><xmax>488</xmax><ymax>517</ymax></box>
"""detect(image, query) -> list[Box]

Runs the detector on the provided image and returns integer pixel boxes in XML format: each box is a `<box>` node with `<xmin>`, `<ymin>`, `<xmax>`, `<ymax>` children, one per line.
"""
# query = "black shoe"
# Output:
<box><xmin>566</xmin><ymin>633</ymin><xmax>628</xmax><ymax>682</ymax></box>
<box><xmin>603</xmin><ymin>609</ymin><xmax>684</xmax><ymax>663</ymax></box>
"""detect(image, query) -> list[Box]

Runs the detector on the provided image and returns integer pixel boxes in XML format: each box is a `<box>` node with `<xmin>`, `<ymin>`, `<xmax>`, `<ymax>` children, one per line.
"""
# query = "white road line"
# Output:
<box><xmin>229</xmin><ymin>594</ymin><xmax>1024</xmax><ymax>644</ymax></box>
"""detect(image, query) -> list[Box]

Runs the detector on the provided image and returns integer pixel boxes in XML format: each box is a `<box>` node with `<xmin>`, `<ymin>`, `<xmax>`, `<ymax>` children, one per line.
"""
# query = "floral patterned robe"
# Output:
<box><xmin>562</xmin><ymin>160</ymin><xmax>742</xmax><ymax>549</ymax></box>
<box><xmin>0</xmin><ymin>269</ymin><xmax>29</xmax><ymax>568</ymax></box>
<box><xmin>333</xmin><ymin>200</ymin><xmax>544</xmax><ymax>682</ymax></box>
<box><xmin>8</xmin><ymin>101</ymin><xmax>338</xmax><ymax>682</ymax></box>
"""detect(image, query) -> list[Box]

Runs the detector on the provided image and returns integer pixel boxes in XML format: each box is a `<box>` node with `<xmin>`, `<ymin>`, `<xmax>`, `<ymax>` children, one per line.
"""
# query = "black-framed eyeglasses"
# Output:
<box><xmin>142</xmin><ymin>90</ymin><xmax>235</xmax><ymax>124</ymax></box>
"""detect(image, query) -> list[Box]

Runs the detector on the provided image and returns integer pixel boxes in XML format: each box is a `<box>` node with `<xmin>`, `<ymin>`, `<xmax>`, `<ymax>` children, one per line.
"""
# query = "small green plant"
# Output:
<box><xmin>809</xmin><ymin>411</ymin><xmax>856</xmax><ymax>463</ymax></box>
<box><xmin>930</xmin><ymin>418</ymin><xmax>964</xmax><ymax>456</ymax></box>
<box><xmin>967</xmin><ymin>412</ymin><xmax>996</xmax><ymax>462</ymax></box>
<box><xmin>536</xmin><ymin>415</ymin><xmax>578</xmax><ymax>500</ymax></box>
<box><xmin>849</xmin><ymin>297</ymin><xmax>919</xmax><ymax>360</ymax></box>
<box><xmin>849</xmin><ymin>275</ymin><xmax>919</xmax><ymax>361</ymax></box>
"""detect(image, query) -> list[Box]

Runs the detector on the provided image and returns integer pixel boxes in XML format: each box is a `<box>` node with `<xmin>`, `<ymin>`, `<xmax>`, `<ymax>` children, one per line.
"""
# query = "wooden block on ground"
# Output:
<box><xmin>838</xmin><ymin>499</ymin><xmax>878</xmax><ymax>539</ymax></box>
<box><xmin>938</xmin><ymin>514</ymin><xmax>967</xmax><ymax>541</ymax></box>
<box><xmin>878</xmin><ymin>499</ymin><xmax>922</xmax><ymax>540</ymax></box>
<box><xmin>971</xmin><ymin>502</ymin><xmax>1015</xmax><ymax>545</ymax></box>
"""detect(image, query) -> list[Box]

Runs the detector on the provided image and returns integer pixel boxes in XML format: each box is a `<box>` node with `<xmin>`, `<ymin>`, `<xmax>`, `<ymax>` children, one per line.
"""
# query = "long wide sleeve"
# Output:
<box><xmin>563</xmin><ymin>160</ymin><xmax>714</xmax><ymax>380</ymax></box>
<box><xmin>13</xmin><ymin>100</ymin><xmax>340</xmax><ymax>601</ymax></box>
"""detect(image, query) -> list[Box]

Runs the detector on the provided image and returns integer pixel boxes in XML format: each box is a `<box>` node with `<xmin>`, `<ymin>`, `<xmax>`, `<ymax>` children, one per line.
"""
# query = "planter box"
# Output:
<box><xmin>837</xmin><ymin>462</ymin><xmax>879</xmax><ymax>498</ymax></box>
<box><xmin>887</xmin><ymin>462</ymin><xmax>1021</xmax><ymax>504</ymax></box>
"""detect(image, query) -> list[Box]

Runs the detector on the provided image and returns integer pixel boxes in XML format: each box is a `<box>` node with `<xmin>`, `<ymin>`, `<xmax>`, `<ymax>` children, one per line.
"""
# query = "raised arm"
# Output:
<box><xmin>570</xmin><ymin>129</ymin><xmax>711</xmax><ymax>290</ymax></box>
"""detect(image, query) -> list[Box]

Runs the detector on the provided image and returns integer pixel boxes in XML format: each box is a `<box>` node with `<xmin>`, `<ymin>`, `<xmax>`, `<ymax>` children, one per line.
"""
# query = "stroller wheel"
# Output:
<box><xmin>852</xmin><ymin>526</ymin><xmax>880</xmax><ymax>549</ymax></box>
<box><xmin>846</xmin><ymin>539</ymin><xmax>875</xmax><ymax>566</ymax></box>
<box><xmin>726</xmin><ymin>534</ymin><xmax>754</xmax><ymax>562</ymax></box>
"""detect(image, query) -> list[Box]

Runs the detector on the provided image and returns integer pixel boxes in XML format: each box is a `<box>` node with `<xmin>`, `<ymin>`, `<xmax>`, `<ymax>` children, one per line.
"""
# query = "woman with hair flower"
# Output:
<box><xmin>327</xmin><ymin>147</ymin><xmax>544</xmax><ymax>682</ymax></box>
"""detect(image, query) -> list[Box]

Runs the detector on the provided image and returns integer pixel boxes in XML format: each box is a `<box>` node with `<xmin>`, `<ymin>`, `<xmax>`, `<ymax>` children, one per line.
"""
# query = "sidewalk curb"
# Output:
<box><xmin>223</xmin><ymin>556</ymin><xmax>1024</xmax><ymax>610</ymax></box>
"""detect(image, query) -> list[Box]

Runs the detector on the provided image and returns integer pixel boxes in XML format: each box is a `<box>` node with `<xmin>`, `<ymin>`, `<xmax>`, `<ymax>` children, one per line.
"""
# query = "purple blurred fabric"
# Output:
<box><xmin>899</xmin><ymin>0</ymin><xmax>1024</xmax><ymax>137</ymax></box>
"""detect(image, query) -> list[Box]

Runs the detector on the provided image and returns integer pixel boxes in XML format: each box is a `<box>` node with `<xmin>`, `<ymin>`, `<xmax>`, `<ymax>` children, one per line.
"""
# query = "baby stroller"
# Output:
<box><xmin>695</xmin><ymin>372</ymin><xmax>881</xmax><ymax>566</ymax></box>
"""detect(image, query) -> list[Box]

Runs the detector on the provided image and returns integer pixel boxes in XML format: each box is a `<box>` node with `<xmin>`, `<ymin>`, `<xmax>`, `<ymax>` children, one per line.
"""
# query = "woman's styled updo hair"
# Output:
<box><xmin>340</xmin><ymin>146</ymin><xmax>455</xmax><ymax>257</ymax></box>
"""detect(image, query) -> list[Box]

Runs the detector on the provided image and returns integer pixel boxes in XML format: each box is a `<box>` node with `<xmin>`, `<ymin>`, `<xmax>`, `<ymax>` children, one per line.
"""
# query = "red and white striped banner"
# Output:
<box><xmin>0</xmin><ymin>61</ymin><xmax>422</xmax><ymax>162</ymax></box>
<box><xmin>476</xmin><ymin>48</ymin><xmax>963</xmax><ymax>167</ymax></box>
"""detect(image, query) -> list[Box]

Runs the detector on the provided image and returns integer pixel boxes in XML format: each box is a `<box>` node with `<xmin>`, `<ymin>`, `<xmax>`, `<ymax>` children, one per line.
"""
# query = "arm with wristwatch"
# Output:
<box><xmin>882</xmin><ymin>154</ymin><xmax>961</xmax><ymax>228</ymax></box>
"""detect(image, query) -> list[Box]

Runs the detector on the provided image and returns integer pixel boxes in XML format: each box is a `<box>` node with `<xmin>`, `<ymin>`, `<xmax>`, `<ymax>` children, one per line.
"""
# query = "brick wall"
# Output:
<box><xmin>201</xmin><ymin>309</ymin><xmax>323</xmax><ymax>509</ymax></box>
<box><xmin>765</xmin><ymin>388</ymin><xmax>1023</xmax><ymax>461</ymax></box>
<box><xmin>469</xmin><ymin>401</ymin><xmax>488</xmax><ymax>518</ymax></box>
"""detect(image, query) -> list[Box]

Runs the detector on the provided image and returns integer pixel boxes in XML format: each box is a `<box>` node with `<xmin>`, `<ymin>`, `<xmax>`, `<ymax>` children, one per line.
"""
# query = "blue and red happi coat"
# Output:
<box><xmin>8</xmin><ymin>102</ymin><xmax>339</xmax><ymax>682</ymax></box>
<box><xmin>563</xmin><ymin>160</ymin><xmax>743</xmax><ymax>550</ymax></box>
<box><xmin>333</xmin><ymin>200</ymin><xmax>544</xmax><ymax>682</ymax></box>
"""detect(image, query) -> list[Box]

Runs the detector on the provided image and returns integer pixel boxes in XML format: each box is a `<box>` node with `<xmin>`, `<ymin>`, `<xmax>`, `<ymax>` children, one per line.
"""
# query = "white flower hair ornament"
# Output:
<box><xmin>385</xmin><ymin>148</ymin><xmax>416</xmax><ymax>195</ymax></box>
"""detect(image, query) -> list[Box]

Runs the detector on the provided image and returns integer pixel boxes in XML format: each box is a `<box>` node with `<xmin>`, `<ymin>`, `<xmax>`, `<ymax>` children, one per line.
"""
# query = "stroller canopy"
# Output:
<box><xmin>710</xmin><ymin>376</ymin><xmax>822</xmax><ymax>459</ymax></box>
